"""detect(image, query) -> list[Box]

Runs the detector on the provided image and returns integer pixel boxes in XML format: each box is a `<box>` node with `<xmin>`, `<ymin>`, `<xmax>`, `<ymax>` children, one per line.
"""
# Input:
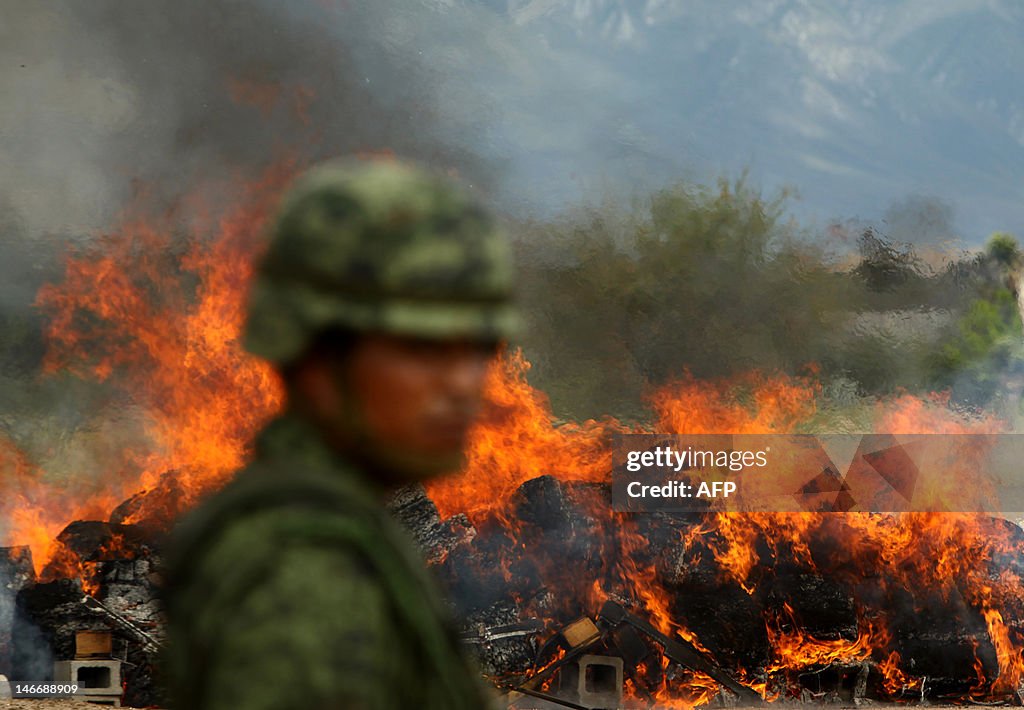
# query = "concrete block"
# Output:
<box><xmin>556</xmin><ymin>653</ymin><xmax>624</xmax><ymax>708</ymax></box>
<box><xmin>54</xmin><ymin>659</ymin><xmax>121</xmax><ymax>705</ymax></box>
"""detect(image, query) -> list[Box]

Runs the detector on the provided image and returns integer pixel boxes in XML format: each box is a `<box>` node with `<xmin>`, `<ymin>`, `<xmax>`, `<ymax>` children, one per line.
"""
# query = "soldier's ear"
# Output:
<box><xmin>285</xmin><ymin>352</ymin><xmax>347</xmax><ymax>422</ymax></box>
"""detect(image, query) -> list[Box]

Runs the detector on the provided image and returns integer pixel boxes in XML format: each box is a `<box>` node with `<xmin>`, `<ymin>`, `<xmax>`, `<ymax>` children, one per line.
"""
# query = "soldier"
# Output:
<box><xmin>161</xmin><ymin>159</ymin><xmax>518</xmax><ymax>709</ymax></box>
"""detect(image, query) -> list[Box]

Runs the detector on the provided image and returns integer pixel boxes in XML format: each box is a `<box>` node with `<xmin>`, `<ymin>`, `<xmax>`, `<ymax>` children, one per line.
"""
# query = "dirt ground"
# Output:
<box><xmin>0</xmin><ymin>702</ymin><xmax>982</xmax><ymax>710</ymax></box>
<box><xmin>0</xmin><ymin>700</ymin><xmax>983</xmax><ymax>710</ymax></box>
<box><xmin>0</xmin><ymin>701</ymin><xmax>152</xmax><ymax>709</ymax></box>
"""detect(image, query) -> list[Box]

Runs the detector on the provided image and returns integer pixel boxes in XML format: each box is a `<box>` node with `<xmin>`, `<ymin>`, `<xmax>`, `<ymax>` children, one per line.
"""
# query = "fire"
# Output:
<box><xmin>877</xmin><ymin>650</ymin><xmax>923</xmax><ymax>696</ymax></box>
<box><xmin>433</xmin><ymin>360</ymin><xmax>1024</xmax><ymax>702</ymax></box>
<box><xmin>3</xmin><ymin>164</ymin><xmax>1024</xmax><ymax>705</ymax></box>
<box><xmin>765</xmin><ymin>603</ymin><xmax>871</xmax><ymax>673</ymax></box>
<box><xmin>39</xmin><ymin>166</ymin><xmax>292</xmax><ymax>491</ymax></box>
<box><xmin>3</xmin><ymin>164</ymin><xmax>295</xmax><ymax>578</ymax></box>
<box><xmin>983</xmin><ymin>607</ymin><xmax>1024</xmax><ymax>694</ymax></box>
<box><xmin>1</xmin><ymin>435</ymin><xmax>119</xmax><ymax>577</ymax></box>
<box><xmin>427</xmin><ymin>350</ymin><xmax>631</xmax><ymax>523</ymax></box>
<box><xmin>650</xmin><ymin>370</ymin><xmax>819</xmax><ymax>435</ymax></box>
<box><xmin>632</xmin><ymin>662</ymin><xmax>720</xmax><ymax>710</ymax></box>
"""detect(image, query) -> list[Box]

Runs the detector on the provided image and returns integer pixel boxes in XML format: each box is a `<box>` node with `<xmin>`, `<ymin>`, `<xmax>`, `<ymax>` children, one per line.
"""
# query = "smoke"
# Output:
<box><xmin>883</xmin><ymin>195</ymin><xmax>958</xmax><ymax>248</ymax></box>
<box><xmin>0</xmin><ymin>0</ymin><xmax>652</xmax><ymax>452</ymax></box>
<box><xmin>8</xmin><ymin>602</ymin><xmax>53</xmax><ymax>682</ymax></box>
<box><xmin>0</xmin><ymin>0</ymin><xmax>520</xmax><ymax>475</ymax></box>
<box><xmin>2</xmin><ymin>1</ymin><xmax>506</xmax><ymax>230</ymax></box>
<box><xmin>0</xmin><ymin>547</ymin><xmax>38</xmax><ymax>678</ymax></box>
<box><xmin>2</xmin><ymin>1</ymin><xmax>1021</xmax><ymax>487</ymax></box>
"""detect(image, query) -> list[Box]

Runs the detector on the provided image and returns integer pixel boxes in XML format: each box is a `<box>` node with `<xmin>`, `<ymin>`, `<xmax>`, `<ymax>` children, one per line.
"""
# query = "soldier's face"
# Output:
<box><xmin>346</xmin><ymin>333</ymin><xmax>496</xmax><ymax>455</ymax></box>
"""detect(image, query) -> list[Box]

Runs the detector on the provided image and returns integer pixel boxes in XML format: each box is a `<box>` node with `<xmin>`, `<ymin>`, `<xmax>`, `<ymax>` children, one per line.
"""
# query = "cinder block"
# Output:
<box><xmin>577</xmin><ymin>654</ymin><xmax>623</xmax><ymax>709</ymax></box>
<box><xmin>555</xmin><ymin>653</ymin><xmax>624</xmax><ymax>707</ymax></box>
<box><xmin>54</xmin><ymin>659</ymin><xmax>121</xmax><ymax>706</ymax></box>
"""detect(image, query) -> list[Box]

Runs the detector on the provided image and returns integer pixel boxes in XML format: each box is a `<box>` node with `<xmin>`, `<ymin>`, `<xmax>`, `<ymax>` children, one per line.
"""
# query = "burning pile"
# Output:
<box><xmin>3</xmin><ymin>172</ymin><xmax>1024</xmax><ymax>708</ymax></box>
<box><xmin>420</xmin><ymin>356</ymin><xmax>1024</xmax><ymax>706</ymax></box>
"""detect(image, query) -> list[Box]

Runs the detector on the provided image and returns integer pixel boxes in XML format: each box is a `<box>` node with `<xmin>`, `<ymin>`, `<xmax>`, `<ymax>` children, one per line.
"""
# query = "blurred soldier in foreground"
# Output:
<box><xmin>162</xmin><ymin>159</ymin><xmax>518</xmax><ymax>709</ymax></box>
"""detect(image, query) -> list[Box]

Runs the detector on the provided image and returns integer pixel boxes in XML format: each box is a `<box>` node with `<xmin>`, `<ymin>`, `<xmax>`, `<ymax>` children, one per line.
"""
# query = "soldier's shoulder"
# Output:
<box><xmin>164</xmin><ymin>462</ymin><xmax>383</xmax><ymax>594</ymax></box>
<box><xmin>201</xmin><ymin>509</ymin><xmax>385</xmax><ymax>609</ymax></box>
<box><xmin>176</xmin><ymin>453</ymin><xmax>370</xmax><ymax>533</ymax></box>
<box><xmin>166</xmin><ymin>511</ymin><xmax>406</xmax><ymax>710</ymax></box>
<box><xmin>166</xmin><ymin>501</ymin><xmax>387</xmax><ymax>639</ymax></box>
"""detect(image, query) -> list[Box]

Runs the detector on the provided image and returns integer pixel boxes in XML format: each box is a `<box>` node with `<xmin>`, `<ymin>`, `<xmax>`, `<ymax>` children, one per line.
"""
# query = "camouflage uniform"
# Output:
<box><xmin>162</xmin><ymin>160</ymin><xmax>518</xmax><ymax>709</ymax></box>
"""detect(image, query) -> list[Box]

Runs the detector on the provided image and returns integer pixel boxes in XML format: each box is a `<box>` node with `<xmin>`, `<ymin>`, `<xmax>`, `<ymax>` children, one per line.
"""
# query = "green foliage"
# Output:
<box><xmin>930</xmin><ymin>288</ymin><xmax>1024</xmax><ymax>403</ymax></box>
<box><xmin>4</xmin><ymin>175</ymin><xmax>1021</xmax><ymax>427</ymax></box>
<box><xmin>924</xmin><ymin>231</ymin><xmax>1024</xmax><ymax>405</ymax></box>
<box><xmin>986</xmin><ymin>232</ymin><xmax>1021</xmax><ymax>269</ymax></box>
<box><xmin>515</xmin><ymin>180</ymin><xmax>1024</xmax><ymax>420</ymax></box>
<box><xmin>517</xmin><ymin>177</ymin><xmax>851</xmax><ymax>419</ymax></box>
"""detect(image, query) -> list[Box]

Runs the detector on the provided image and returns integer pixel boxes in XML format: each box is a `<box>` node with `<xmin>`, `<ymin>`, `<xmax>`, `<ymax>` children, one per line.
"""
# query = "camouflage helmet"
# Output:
<box><xmin>243</xmin><ymin>159</ymin><xmax>518</xmax><ymax>363</ymax></box>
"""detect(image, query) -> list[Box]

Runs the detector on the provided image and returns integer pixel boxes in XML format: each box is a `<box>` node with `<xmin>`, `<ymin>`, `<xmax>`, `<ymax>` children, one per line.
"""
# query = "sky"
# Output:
<box><xmin>457</xmin><ymin>0</ymin><xmax>1024</xmax><ymax>241</ymax></box>
<box><xmin>4</xmin><ymin>0</ymin><xmax>1024</xmax><ymax>248</ymax></box>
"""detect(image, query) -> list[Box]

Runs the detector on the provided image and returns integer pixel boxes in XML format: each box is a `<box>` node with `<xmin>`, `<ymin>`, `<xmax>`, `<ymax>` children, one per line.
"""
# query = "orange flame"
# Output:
<box><xmin>427</xmin><ymin>350</ymin><xmax>631</xmax><ymax>523</ymax></box>
<box><xmin>4</xmin><ymin>164</ymin><xmax>295</xmax><ymax>578</ymax></box>
<box><xmin>983</xmin><ymin>607</ymin><xmax>1024</xmax><ymax>694</ymax></box>
<box><xmin>3</xmin><ymin>164</ymin><xmax>1023</xmax><ymax>704</ymax></box>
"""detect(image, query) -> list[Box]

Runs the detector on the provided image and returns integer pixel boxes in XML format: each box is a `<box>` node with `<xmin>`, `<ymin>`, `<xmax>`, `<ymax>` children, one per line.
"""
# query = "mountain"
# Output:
<box><xmin>473</xmin><ymin>0</ymin><xmax>1024</xmax><ymax>240</ymax></box>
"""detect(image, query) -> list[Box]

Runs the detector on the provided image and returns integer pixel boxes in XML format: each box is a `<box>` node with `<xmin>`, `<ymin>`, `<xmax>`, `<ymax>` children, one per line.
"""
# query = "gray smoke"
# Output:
<box><xmin>0</xmin><ymin>0</ymin><xmax>524</xmax><ymax>475</ymax></box>
<box><xmin>3</xmin><ymin>1</ymin><xmax>1021</xmax><ymax>479</ymax></box>
<box><xmin>0</xmin><ymin>0</ymin><xmax>638</xmax><ymax>416</ymax></box>
<box><xmin>1</xmin><ymin>1</ymin><xmax>505</xmax><ymax>234</ymax></box>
